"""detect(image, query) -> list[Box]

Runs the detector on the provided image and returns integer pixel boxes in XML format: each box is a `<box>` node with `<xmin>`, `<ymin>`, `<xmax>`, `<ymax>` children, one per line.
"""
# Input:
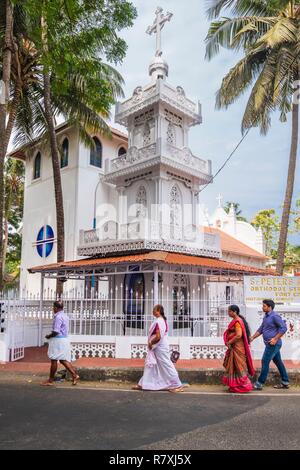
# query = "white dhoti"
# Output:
<box><xmin>138</xmin><ymin>317</ymin><xmax>182</xmax><ymax>391</ymax></box>
<box><xmin>47</xmin><ymin>337</ymin><xmax>71</xmax><ymax>361</ymax></box>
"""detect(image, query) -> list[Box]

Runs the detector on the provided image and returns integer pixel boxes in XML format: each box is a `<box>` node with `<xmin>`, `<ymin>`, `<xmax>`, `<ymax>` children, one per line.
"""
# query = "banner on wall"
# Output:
<box><xmin>244</xmin><ymin>276</ymin><xmax>300</xmax><ymax>304</ymax></box>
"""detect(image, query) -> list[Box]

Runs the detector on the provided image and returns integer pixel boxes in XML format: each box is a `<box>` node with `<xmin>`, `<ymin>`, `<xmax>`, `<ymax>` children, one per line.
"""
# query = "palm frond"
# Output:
<box><xmin>216</xmin><ymin>50</ymin><xmax>266</xmax><ymax>108</ymax></box>
<box><xmin>205</xmin><ymin>16</ymin><xmax>274</xmax><ymax>60</ymax></box>
<box><xmin>255</xmin><ymin>17</ymin><xmax>298</xmax><ymax>48</ymax></box>
<box><xmin>206</xmin><ymin>0</ymin><xmax>281</xmax><ymax>20</ymax></box>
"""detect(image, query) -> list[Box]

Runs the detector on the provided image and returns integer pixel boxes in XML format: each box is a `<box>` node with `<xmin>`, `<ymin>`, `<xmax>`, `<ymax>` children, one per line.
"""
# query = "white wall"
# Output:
<box><xmin>20</xmin><ymin>127</ymin><xmax>127</xmax><ymax>295</ymax></box>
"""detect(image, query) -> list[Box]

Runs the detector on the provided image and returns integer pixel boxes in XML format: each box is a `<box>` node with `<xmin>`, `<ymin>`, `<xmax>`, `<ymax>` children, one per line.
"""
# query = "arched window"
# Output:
<box><xmin>33</xmin><ymin>152</ymin><xmax>41</xmax><ymax>179</ymax></box>
<box><xmin>61</xmin><ymin>138</ymin><xmax>69</xmax><ymax>168</ymax></box>
<box><xmin>118</xmin><ymin>146</ymin><xmax>127</xmax><ymax>157</ymax></box>
<box><xmin>90</xmin><ymin>137</ymin><xmax>102</xmax><ymax>168</ymax></box>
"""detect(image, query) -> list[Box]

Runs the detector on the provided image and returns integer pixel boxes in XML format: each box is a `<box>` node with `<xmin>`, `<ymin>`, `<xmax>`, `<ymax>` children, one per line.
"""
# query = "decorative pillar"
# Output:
<box><xmin>117</xmin><ymin>186</ymin><xmax>126</xmax><ymax>239</ymax></box>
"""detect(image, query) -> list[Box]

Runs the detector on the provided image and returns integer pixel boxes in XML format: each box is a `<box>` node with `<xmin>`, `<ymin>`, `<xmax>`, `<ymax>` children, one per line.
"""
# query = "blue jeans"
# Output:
<box><xmin>257</xmin><ymin>343</ymin><xmax>289</xmax><ymax>386</ymax></box>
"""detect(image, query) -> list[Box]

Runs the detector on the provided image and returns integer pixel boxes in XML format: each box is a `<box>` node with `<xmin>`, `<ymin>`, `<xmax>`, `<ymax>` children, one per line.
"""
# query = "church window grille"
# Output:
<box><xmin>143</xmin><ymin>122</ymin><xmax>151</xmax><ymax>146</ymax></box>
<box><xmin>167</xmin><ymin>122</ymin><xmax>176</xmax><ymax>145</ymax></box>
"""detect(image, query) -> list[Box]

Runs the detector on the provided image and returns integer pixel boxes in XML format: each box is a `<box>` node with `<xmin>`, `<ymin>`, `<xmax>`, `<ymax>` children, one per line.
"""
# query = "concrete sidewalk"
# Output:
<box><xmin>1</xmin><ymin>346</ymin><xmax>300</xmax><ymax>385</ymax></box>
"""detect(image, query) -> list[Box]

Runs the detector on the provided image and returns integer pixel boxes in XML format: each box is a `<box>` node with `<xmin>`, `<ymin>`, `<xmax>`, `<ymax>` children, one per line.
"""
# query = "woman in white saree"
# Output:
<box><xmin>133</xmin><ymin>305</ymin><xmax>184</xmax><ymax>392</ymax></box>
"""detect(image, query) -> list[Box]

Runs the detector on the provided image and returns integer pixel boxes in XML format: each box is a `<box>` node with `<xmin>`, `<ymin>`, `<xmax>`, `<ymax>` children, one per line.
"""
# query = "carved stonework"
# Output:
<box><xmin>164</xmin><ymin>108</ymin><xmax>183</xmax><ymax>127</ymax></box>
<box><xmin>134</xmin><ymin>109</ymin><xmax>154</xmax><ymax>126</ymax></box>
<box><xmin>167</xmin><ymin>122</ymin><xmax>176</xmax><ymax>145</ymax></box>
<box><xmin>182</xmin><ymin>147</ymin><xmax>192</xmax><ymax>164</ymax></box>
<box><xmin>84</xmin><ymin>229</ymin><xmax>100</xmax><ymax>244</ymax></box>
<box><xmin>143</xmin><ymin>122</ymin><xmax>151</xmax><ymax>146</ymax></box>
<box><xmin>136</xmin><ymin>186</ymin><xmax>147</xmax><ymax>217</ymax></box>
<box><xmin>127</xmin><ymin>146</ymin><xmax>139</xmax><ymax>163</ymax></box>
<box><xmin>132</xmin><ymin>86</ymin><xmax>143</xmax><ymax>103</ymax></box>
<box><xmin>176</xmin><ymin>86</ymin><xmax>186</xmax><ymax>104</ymax></box>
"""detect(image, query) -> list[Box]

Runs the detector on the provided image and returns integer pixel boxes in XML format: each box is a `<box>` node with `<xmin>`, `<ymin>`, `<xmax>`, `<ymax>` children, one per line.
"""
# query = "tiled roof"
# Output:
<box><xmin>28</xmin><ymin>251</ymin><xmax>275</xmax><ymax>275</ymax></box>
<box><xmin>202</xmin><ymin>226</ymin><xmax>268</xmax><ymax>259</ymax></box>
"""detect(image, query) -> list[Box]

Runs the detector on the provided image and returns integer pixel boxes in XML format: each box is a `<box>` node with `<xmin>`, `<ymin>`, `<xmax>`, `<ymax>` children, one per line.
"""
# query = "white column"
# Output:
<box><xmin>183</xmin><ymin>121</ymin><xmax>189</xmax><ymax>147</ymax></box>
<box><xmin>153</xmin><ymin>264</ymin><xmax>159</xmax><ymax>305</ymax></box>
<box><xmin>117</xmin><ymin>186</ymin><xmax>126</xmax><ymax>239</ymax></box>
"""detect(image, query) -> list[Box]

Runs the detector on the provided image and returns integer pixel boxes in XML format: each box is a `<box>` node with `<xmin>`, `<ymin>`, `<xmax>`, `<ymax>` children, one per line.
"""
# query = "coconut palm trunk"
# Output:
<box><xmin>41</xmin><ymin>13</ymin><xmax>65</xmax><ymax>296</ymax></box>
<box><xmin>0</xmin><ymin>0</ymin><xmax>13</xmax><ymax>291</ymax></box>
<box><xmin>43</xmin><ymin>71</ymin><xmax>65</xmax><ymax>296</ymax></box>
<box><xmin>276</xmin><ymin>100</ymin><xmax>299</xmax><ymax>275</ymax></box>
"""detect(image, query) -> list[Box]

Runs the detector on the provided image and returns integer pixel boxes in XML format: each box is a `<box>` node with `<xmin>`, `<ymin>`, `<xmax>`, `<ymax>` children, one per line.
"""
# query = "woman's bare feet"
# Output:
<box><xmin>168</xmin><ymin>386</ymin><xmax>184</xmax><ymax>393</ymax></box>
<box><xmin>131</xmin><ymin>384</ymin><xmax>142</xmax><ymax>390</ymax></box>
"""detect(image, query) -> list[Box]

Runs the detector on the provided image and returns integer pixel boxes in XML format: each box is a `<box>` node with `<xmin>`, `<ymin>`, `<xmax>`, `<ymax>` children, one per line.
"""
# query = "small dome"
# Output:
<box><xmin>149</xmin><ymin>55</ymin><xmax>169</xmax><ymax>80</ymax></box>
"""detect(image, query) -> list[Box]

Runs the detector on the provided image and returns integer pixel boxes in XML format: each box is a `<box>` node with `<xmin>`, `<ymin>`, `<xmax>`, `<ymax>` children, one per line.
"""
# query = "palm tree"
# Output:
<box><xmin>223</xmin><ymin>201</ymin><xmax>247</xmax><ymax>221</ymax></box>
<box><xmin>206</xmin><ymin>0</ymin><xmax>300</xmax><ymax>274</ymax></box>
<box><xmin>2</xmin><ymin>0</ymin><xmax>131</xmax><ymax>295</ymax></box>
<box><xmin>0</xmin><ymin>0</ymin><xmax>14</xmax><ymax>291</ymax></box>
<box><xmin>3</xmin><ymin>157</ymin><xmax>24</xmax><ymax>281</ymax></box>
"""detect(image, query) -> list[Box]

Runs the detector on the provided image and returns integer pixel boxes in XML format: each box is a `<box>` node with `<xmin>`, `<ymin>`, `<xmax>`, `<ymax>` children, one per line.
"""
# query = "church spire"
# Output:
<box><xmin>146</xmin><ymin>7</ymin><xmax>173</xmax><ymax>81</ymax></box>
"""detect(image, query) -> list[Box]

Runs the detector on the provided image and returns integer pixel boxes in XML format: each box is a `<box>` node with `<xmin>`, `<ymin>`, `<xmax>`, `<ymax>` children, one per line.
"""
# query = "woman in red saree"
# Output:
<box><xmin>223</xmin><ymin>305</ymin><xmax>255</xmax><ymax>393</ymax></box>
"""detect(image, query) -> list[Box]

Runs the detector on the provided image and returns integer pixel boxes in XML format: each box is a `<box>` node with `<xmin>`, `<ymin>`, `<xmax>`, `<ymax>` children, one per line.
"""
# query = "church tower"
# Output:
<box><xmin>78</xmin><ymin>7</ymin><xmax>220</xmax><ymax>259</ymax></box>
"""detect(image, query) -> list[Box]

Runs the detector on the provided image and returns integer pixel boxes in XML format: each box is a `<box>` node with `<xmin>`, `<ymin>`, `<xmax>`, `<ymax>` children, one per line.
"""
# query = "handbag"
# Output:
<box><xmin>170</xmin><ymin>350</ymin><xmax>180</xmax><ymax>363</ymax></box>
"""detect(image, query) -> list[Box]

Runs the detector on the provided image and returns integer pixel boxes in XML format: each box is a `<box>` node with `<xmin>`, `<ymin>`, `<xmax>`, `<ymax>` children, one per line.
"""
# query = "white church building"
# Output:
<box><xmin>4</xmin><ymin>7</ymin><xmax>275</xmax><ymax>361</ymax></box>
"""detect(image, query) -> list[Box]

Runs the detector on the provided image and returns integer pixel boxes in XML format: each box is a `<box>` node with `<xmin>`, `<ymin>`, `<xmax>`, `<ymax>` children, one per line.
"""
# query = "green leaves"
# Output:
<box><xmin>206</xmin><ymin>1</ymin><xmax>300</xmax><ymax>134</ymax></box>
<box><xmin>9</xmin><ymin>0</ymin><xmax>136</xmax><ymax>148</ymax></box>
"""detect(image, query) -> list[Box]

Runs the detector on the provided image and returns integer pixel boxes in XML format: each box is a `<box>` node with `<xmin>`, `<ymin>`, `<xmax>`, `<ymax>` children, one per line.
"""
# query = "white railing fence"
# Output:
<box><xmin>2</xmin><ymin>288</ymin><xmax>299</xmax><ymax>361</ymax></box>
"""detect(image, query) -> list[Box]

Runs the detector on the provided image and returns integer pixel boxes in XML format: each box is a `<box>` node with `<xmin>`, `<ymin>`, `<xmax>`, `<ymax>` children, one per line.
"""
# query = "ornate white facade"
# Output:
<box><xmin>78</xmin><ymin>7</ymin><xmax>218</xmax><ymax>260</ymax></box>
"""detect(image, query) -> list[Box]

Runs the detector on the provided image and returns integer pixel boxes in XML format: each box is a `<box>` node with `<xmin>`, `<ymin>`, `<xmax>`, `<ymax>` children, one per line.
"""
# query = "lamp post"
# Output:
<box><xmin>93</xmin><ymin>174</ymin><xmax>102</xmax><ymax>229</ymax></box>
<box><xmin>91</xmin><ymin>174</ymin><xmax>101</xmax><ymax>289</ymax></box>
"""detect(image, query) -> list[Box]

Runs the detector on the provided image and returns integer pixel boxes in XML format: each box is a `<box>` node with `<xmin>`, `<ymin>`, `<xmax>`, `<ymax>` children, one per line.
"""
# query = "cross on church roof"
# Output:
<box><xmin>146</xmin><ymin>6</ymin><xmax>173</xmax><ymax>57</ymax></box>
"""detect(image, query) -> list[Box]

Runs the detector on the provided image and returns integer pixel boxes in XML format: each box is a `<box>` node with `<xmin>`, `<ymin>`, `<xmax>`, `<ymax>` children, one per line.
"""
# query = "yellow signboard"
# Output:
<box><xmin>244</xmin><ymin>276</ymin><xmax>300</xmax><ymax>304</ymax></box>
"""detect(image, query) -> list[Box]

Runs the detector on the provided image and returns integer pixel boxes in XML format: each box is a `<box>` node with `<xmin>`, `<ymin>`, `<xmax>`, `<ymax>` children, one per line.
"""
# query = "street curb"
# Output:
<box><xmin>75</xmin><ymin>367</ymin><xmax>300</xmax><ymax>385</ymax></box>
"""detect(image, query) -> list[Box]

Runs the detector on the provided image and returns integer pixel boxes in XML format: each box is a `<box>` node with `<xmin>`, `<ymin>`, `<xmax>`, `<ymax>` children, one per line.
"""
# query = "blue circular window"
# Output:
<box><xmin>36</xmin><ymin>225</ymin><xmax>54</xmax><ymax>258</ymax></box>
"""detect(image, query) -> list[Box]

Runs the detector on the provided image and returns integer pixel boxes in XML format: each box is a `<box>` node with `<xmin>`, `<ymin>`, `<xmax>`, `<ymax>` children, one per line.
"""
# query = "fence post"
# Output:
<box><xmin>38</xmin><ymin>275</ymin><xmax>44</xmax><ymax>347</ymax></box>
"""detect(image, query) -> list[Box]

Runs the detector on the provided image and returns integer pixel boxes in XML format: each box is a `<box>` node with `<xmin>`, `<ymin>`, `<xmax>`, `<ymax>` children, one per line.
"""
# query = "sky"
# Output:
<box><xmin>112</xmin><ymin>0</ymin><xmax>300</xmax><ymax>244</ymax></box>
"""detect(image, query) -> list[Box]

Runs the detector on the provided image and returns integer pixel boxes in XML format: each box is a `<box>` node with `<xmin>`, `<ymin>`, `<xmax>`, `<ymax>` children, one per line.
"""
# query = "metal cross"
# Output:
<box><xmin>146</xmin><ymin>6</ymin><xmax>173</xmax><ymax>57</ymax></box>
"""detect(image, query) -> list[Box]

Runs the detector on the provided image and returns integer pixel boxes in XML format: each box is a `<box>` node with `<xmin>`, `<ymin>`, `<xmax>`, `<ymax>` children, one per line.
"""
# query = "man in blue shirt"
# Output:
<box><xmin>250</xmin><ymin>299</ymin><xmax>289</xmax><ymax>390</ymax></box>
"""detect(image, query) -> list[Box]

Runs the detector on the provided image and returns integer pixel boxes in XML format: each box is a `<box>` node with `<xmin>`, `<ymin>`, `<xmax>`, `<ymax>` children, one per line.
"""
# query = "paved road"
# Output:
<box><xmin>0</xmin><ymin>382</ymin><xmax>300</xmax><ymax>450</ymax></box>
